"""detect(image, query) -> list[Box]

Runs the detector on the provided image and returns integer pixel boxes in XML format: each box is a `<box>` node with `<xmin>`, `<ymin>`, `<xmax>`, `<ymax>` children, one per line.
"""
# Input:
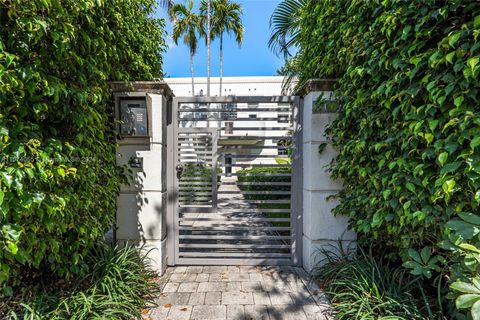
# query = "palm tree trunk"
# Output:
<box><xmin>219</xmin><ymin>33</ymin><xmax>223</xmax><ymax>97</ymax></box>
<box><xmin>206</xmin><ymin>0</ymin><xmax>211</xmax><ymax>97</ymax></box>
<box><xmin>190</xmin><ymin>51</ymin><xmax>195</xmax><ymax>97</ymax></box>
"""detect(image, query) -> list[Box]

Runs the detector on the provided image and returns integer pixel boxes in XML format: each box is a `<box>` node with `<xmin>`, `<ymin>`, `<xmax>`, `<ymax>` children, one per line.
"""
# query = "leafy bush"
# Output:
<box><xmin>2</xmin><ymin>244</ymin><xmax>159</xmax><ymax>319</ymax></box>
<box><xmin>315</xmin><ymin>247</ymin><xmax>433</xmax><ymax>319</ymax></box>
<box><xmin>292</xmin><ymin>1</ymin><xmax>480</xmax><ymax>317</ymax></box>
<box><xmin>0</xmin><ymin>0</ymin><xmax>166</xmax><ymax>289</ymax></box>
<box><xmin>236</xmin><ymin>166</ymin><xmax>291</xmax><ymax>200</ymax></box>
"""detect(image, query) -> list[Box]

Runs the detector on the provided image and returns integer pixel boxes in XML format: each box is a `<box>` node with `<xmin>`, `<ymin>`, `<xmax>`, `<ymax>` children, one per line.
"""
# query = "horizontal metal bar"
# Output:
<box><xmin>221</xmin><ymin>182</ymin><xmax>291</xmax><ymax>186</ymax></box>
<box><xmin>174</xmin><ymin>96</ymin><xmax>297</xmax><ymax>104</ymax></box>
<box><xmin>218</xmin><ymin>146</ymin><xmax>288</xmax><ymax>151</ymax></box>
<box><xmin>178</xmin><ymin>244</ymin><xmax>290</xmax><ymax>249</ymax></box>
<box><xmin>178</xmin><ymin>252</ymin><xmax>292</xmax><ymax>258</ymax></box>
<box><xmin>216</xmin><ymin>200</ymin><xmax>291</xmax><ymax>204</ymax></box>
<box><xmin>179</xmin><ymin>182</ymin><xmax>213</xmax><ymax>185</ymax></box>
<box><xmin>218</xmin><ymin>173</ymin><xmax>291</xmax><ymax>177</ymax></box>
<box><xmin>181</xmin><ymin>209</ymin><xmax>290</xmax><ymax>215</ymax></box>
<box><xmin>223</xmin><ymin>164</ymin><xmax>291</xmax><ymax>168</ymax></box>
<box><xmin>178</xmin><ymin>226</ymin><xmax>291</xmax><ymax>231</ymax></box>
<box><xmin>220</xmin><ymin>135</ymin><xmax>293</xmax><ymax>139</ymax></box>
<box><xmin>218</xmin><ymin>127</ymin><xmax>291</xmax><ymax>131</ymax></box>
<box><xmin>178</xmin><ymin>235</ymin><xmax>291</xmax><ymax>240</ymax></box>
<box><xmin>178</xmin><ymin>108</ymin><xmax>292</xmax><ymax>112</ymax></box>
<box><xmin>220</xmin><ymin>154</ymin><xmax>289</xmax><ymax>159</ymax></box>
<box><xmin>174</xmin><ymin>258</ymin><xmax>293</xmax><ymax>266</ymax></box>
<box><xmin>217</xmin><ymin>191</ymin><xmax>291</xmax><ymax>195</ymax></box>
<box><xmin>179</xmin><ymin>118</ymin><xmax>288</xmax><ymax>122</ymax></box>
<box><xmin>179</xmin><ymin>217</ymin><xmax>290</xmax><ymax>222</ymax></box>
<box><xmin>178</xmin><ymin>192</ymin><xmax>212</xmax><ymax>196</ymax></box>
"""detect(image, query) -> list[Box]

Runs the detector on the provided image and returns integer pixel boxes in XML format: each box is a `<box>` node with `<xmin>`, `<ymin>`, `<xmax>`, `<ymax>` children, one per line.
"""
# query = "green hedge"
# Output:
<box><xmin>294</xmin><ymin>1</ymin><xmax>480</xmax><ymax>317</ymax></box>
<box><xmin>0</xmin><ymin>0</ymin><xmax>166</xmax><ymax>290</ymax></box>
<box><xmin>236</xmin><ymin>166</ymin><xmax>291</xmax><ymax>200</ymax></box>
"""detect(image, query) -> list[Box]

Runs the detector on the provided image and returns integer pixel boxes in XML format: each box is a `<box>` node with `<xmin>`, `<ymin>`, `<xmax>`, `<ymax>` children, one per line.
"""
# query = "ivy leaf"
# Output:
<box><xmin>424</xmin><ymin>133</ymin><xmax>434</xmax><ymax>144</ymax></box>
<box><xmin>442</xmin><ymin>179</ymin><xmax>456</xmax><ymax>193</ymax></box>
<box><xmin>445</xmin><ymin>51</ymin><xmax>455</xmax><ymax>64</ymax></box>
<box><xmin>406</xmin><ymin>182</ymin><xmax>415</xmax><ymax>193</ymax></box>
<box><xmin>438</xmin><ymin>152</ymin><xmax>448</xmax><ymax>166</ymax></box>
<box><xmin>440</xmin><ymin>161</ymin><xmax>462</xmax><ymax>175</ymax></box>
<box><xmin>474</xmin><ymin>15</ymin><xmax>480</xmax><ymax>29</ymax></box>
<box><xmin>471</xmin><ymin>137</ymin><xmax>480</xmax><ymax>149</ymax></box>
<box><xmin>454</xmin><ymin>96</ymin><xmax>464</xmax><ymax>107</ymax></box>
<box><xmin>459</xmin><ymin>212</ymin><xmax>480</xmax><ymax>225</ymax></box>
<box><xmin>448</xmin><ymin>32</ymin><xmax>461</xmax><ymax>47</ymax></box>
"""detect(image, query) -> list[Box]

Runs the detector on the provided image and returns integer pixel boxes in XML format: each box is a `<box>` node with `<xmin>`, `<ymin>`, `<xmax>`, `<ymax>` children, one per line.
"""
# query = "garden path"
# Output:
<box><xmin>143</xmin><ymin>265</ymin><xmax>332</xmax><ymax>320</ymax></box>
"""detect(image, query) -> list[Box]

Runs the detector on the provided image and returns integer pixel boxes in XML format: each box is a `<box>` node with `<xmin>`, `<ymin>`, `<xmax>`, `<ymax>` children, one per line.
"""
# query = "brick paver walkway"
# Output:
<box><xmin>144</xmin><ymin>266</ymin><xmax>331</xmax><ymax>320</ymax></box>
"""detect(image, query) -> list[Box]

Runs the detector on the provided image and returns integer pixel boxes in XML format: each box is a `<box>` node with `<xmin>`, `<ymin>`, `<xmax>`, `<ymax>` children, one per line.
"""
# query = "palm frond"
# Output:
<box><xmin>269</xmin><ymin>0</ymin><xmax>307</xmax><ymax>59</ymax></box>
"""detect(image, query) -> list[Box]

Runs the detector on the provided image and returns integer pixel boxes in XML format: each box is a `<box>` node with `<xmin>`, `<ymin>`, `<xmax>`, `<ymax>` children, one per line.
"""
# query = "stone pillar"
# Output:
<box><xmin>111</xmin><ymin>81</ymin><xmax>173</xmax><ymax>275</ymax></box>
<box><xmin>297</xmin><ymin>80</ymin><xmax>356</xmax><ymax>271</ymax></box>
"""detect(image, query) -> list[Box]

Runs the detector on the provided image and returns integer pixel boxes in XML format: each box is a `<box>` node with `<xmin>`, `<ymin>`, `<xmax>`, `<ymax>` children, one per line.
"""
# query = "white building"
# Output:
<box><xmin>165</xmin><ymin>76</ymin><xmax>285</xmax><ymax>97</ymax></box>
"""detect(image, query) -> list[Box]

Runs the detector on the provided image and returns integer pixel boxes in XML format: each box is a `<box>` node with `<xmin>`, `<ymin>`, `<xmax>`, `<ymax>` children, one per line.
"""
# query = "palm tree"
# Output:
<box><xmin>268</xmin><ymin>0</ymin><xmax>307</xmax><ymax>59</ymax></box>
<box><xmin>159</xmin><ymin>0</ymin><xmax>174</xmax><ymax>10</ymax></box>
<box><xmin>207</xmin><ymin>0</ymin><xmax>211</xmax><ymax>97</ymax></box>
<box><xmin>170</xmin><ymin>0</ymin><xmax>201</xmax><ymax>96</ymax></box>
<box><xmin>201</xmin><ymin>0</ymin><xmax>244</xmax><ymax>96</ymax></box>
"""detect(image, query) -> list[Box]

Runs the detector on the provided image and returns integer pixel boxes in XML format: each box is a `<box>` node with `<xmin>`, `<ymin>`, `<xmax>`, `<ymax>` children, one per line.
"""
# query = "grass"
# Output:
<box><xmin>314</xmin><ymin>245</ymin><xmax>439</xmax><ymax>320</ymax></box>
<box><xmin>2</xmin><ymin>244</ymin><xmax>159</xmax><ymax>320</ymax></box>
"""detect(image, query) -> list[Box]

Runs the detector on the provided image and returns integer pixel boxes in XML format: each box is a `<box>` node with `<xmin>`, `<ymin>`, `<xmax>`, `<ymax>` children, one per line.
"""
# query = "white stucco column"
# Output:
<box><xmin>112</xmin><ymin>82</ymin><xmax>173</xmax><ymax>275</ymax></box>
<box><xmin>298</xmin><ymin>80</ymin><xmax>356</xmax><ymax>271</ymax></box>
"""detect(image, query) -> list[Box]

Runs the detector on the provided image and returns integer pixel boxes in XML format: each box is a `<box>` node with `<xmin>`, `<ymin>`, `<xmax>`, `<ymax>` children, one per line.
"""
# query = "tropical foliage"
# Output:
<box><xmin>2</xmin><ymin>244</ymin><xmax>159</xmax><ymax>319</ymax></box>
<box><xmin>280</xmin><ymin>0</ymin><xmax>480</xmax><ymax>318</ymax></box>
<box><xmin>201</xmin><ymin>0</ymin><xmax>244</xmax><ymax>96</ymax></box>
<box><xmin>0</xmin><ymin>0</ymin><xmax>166</xmax><ymax>292</ymax></box>
<box><xmin>170</xmin><ymin>0</ymin><xmax>202</xmax><ymax>96</ymax></box>
<box><xmin>268</xmin><ymin>0</ymin><xmax>306</xmax><ymax>60</ymax></box>
<box><xmin>316</xmin><ymin>247</ymin><xmax>433</xmax><ymax>320</ymax></box>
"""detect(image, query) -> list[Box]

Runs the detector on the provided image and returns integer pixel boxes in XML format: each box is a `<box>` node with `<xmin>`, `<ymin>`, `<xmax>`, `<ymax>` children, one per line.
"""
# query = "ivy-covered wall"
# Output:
<box><xmin>0</xmin><ymin>0</ymin><xmax>166</xmax><ymax>289</ymax></box>
<box><xmin>295</xmin><ymin>0</ymin><xmax>480</xmax><ymax>316</ymax></box>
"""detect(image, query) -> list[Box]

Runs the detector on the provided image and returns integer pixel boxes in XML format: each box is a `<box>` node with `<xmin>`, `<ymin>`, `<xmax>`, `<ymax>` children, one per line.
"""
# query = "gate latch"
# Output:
<box><xmin>176</xmin><ymin>164</ymin><xmax>184</xmax><ymax>178</ymax></box>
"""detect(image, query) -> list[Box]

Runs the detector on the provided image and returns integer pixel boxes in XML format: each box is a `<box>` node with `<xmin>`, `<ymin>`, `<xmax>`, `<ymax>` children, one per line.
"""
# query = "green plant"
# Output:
<box><xmin>3</xmin><ymin>244</ymin><xmax>159</xmax><ymax>319</ymax></box>
<box><xmin>315</xmin><ymin>247</ymin><xmax>433</xmax><ymax>319</ymax></box>
<box><xmin>0</xmin><ymin>0</ymin><xmax>166</xmax><ymax>289</ymax></box>
<box><xmin>170</xmin><ymin>0</ymin><xmax>202</xmax><ymax>96</ymax></box>
<box><xmin>236</xmin><ymin>166</ymin><xmax>291</xmax><ymax>200</ymax></box>
<box><xmin>283</xmin><ymin>0</ymin><xmax>480</xmax><ymax>317</ymax></box>
<box><xmin>200</xmin><ymin>0</ymin><xmax>244</xmax><ymax>96</ymax></box>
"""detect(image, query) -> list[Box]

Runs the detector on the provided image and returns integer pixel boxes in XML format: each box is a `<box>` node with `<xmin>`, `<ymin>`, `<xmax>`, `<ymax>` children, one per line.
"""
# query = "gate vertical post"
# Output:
<box><xmin>291</xmin><ymin>96</ymin><xmax>303</xmax><ymax>266</ymax></box>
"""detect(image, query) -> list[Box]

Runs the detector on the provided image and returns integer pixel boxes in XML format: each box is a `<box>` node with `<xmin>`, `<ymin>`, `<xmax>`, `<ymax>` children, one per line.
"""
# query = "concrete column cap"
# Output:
<box><xmin>294</xmin><ymin>79</ymin><xmax>337</xmax><ymax>97</ymax></box>
<box><xmin>110</xmin><ymin>81</ymin><xmax>174</xmax><ymax>99</ymax></box>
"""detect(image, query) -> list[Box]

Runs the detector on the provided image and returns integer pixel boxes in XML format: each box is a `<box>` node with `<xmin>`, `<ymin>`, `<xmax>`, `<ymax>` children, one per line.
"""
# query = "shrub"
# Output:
<box><xmin>315</xmin><ymin>246</ymin><xmax>433</xmax><ymax>319</ymax></box>
<box><xmin>0</xmin><ymin>0</ymin><xmax>166</xmax><ymax>289</ymax></box>
<box><xmin>236</xmin><ymin>166</ymin><xmax>291</xmax><ymax>200</ymax></box>
<box><xmin>292</xmin><ymin>1</ymin><xmax>480</xmax><ymax>317</ymax></box>
<box><xmin>2</xmin><ymin>244</ymin><xmax>159</xmax><ymax>319</ymax></box>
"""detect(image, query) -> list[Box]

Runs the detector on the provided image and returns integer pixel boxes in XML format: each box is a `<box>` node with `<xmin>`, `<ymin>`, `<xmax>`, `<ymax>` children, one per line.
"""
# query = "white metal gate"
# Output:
<box><xmin>167</xmin><ymin>96</ymin><xmax>302</xmax><ymax>266</ymax></box>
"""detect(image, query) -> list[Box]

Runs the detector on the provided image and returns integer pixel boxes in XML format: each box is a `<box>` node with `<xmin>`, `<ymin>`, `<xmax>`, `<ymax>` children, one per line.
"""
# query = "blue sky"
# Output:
<box><xmin>156</xmin><ymin>0</ymin><xmax>284</xmax><ymax>77</ymax></box>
